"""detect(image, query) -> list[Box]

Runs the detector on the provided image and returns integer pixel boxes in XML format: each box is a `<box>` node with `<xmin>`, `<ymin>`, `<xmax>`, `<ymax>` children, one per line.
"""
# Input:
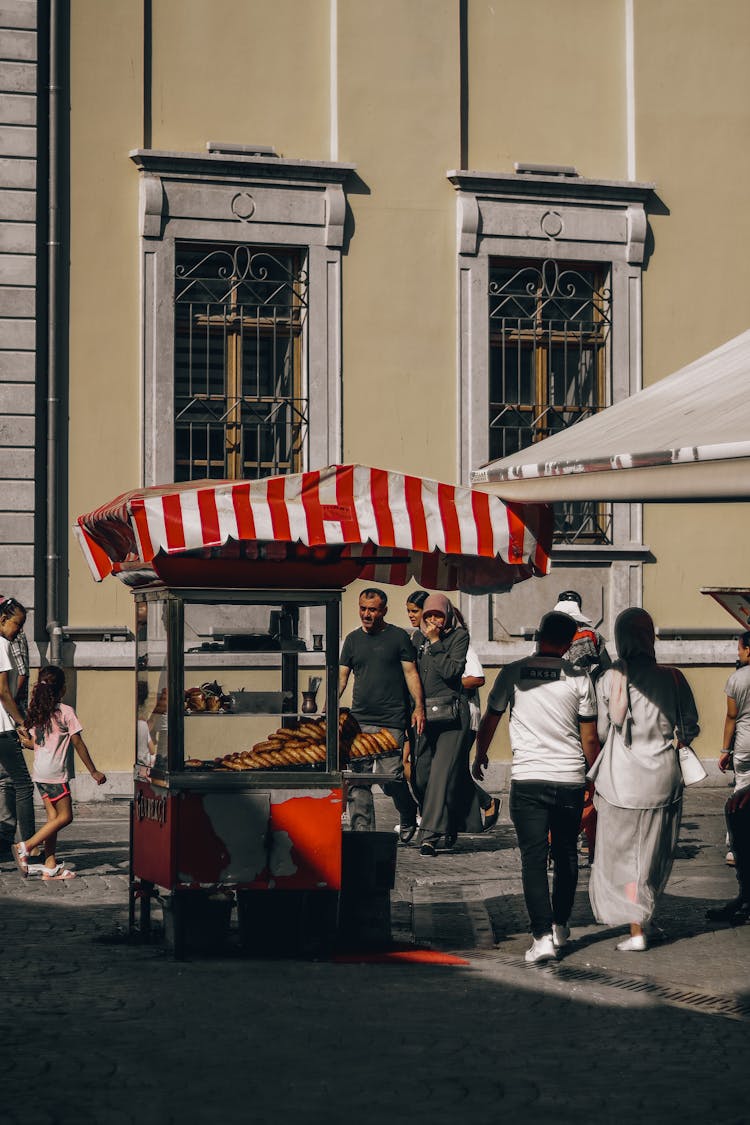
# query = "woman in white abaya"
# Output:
<box><xmin>589</xmin><ymin>608</ymin><xmax>699</xmax><ymax>951</ymax></box>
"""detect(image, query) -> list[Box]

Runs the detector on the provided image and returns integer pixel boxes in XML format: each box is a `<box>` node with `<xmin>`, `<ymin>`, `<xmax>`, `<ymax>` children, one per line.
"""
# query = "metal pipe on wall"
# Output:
<box><xmin>46</xmin><ymin>0</ymin><xmax>62</xmax><ymax>665</ymax></box>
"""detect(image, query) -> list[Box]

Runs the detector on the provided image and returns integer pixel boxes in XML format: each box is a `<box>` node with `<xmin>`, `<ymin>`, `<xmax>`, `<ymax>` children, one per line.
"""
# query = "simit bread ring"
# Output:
<box><xmin>375</xmin><ymin>728</ymin><xmax>399</xmax><ymax>751</ymax></box>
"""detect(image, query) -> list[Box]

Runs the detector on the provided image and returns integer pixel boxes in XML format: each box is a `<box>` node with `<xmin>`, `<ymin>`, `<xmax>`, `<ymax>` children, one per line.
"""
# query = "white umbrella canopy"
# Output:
<box><xmin>471</xmin><ymin>330</ymin><xmax>750</xmax><ymax>502</ymax></box>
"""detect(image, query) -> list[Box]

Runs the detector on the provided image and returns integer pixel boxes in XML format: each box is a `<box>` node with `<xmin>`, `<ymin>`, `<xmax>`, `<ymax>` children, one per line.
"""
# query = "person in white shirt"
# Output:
<box><xmin>0</xmin><ymin>597</ymin><xmax>34</xmax><ymax>858</ymax></box>
<box><xmin>708</xmin><ymin>631</ymin><xmax>750</xmax><ymax>923</ymax></box>
<box><xmin>473</xmin><ymin>612</ymin><xmax>599</xmax><ymax>963</ymax></box>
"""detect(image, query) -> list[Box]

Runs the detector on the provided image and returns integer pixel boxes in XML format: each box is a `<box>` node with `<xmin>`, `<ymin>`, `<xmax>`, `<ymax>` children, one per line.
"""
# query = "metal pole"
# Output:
<box><xmin>46</xmin><ymin>0</ymin><xmax>62</xmax><ymax>665</ymax></box>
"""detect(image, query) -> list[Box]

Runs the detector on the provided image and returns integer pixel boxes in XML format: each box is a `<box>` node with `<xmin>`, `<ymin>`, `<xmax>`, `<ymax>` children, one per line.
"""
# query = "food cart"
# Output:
<box><xmin>75</xmin><ymin>464</ymin><xmax>551</xmax><ymax>956</ymax></box>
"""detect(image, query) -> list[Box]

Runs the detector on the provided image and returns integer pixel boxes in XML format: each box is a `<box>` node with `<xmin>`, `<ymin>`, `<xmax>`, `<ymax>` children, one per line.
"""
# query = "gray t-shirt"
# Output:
<box><xmin>340</xmin><ymin>623</ymin><xmax>416</xmax><ymax>730</ymax></box>
<box><xmin>725</xmin><ymin>664</ymin><xmax>750</xmax><ymax>789</ymax></box>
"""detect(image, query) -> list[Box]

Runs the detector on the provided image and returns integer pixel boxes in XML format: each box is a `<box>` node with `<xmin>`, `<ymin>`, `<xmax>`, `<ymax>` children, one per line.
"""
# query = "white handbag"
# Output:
<box><xmin>678</xmin><ymin>744</ymin><xmax>707</xmax><ymax>786</ymax></box>
<box><xmin>671</xmin><ymin>668</ymin><xmax>706</xmax><ymax>785</ymax></box>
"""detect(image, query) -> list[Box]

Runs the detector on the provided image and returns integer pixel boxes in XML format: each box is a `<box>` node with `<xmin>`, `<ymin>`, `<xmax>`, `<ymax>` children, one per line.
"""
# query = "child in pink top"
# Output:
<box><xmin>12</xmin><ymin>666</ymin><xmax>106</xmax><ymax>879</ymax></box>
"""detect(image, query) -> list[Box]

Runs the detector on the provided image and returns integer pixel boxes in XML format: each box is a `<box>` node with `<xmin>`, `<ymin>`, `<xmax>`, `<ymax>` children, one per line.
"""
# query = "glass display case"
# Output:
<box><xmin>134</xmin><ymin>588</ymin><xmax>341</xmax><ymax>782</ymax></box>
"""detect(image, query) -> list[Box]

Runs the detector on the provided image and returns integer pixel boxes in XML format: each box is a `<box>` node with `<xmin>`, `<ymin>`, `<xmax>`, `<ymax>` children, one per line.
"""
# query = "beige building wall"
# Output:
<box><xmin>467</xmin><ymin>0</ymin><xmax>627</xmax><ymax>179</ymax></box>
<box><xmin>338</xmin><ymin>0</ymin><xmax>459</xmax><ymax>480</ymax></box>
<box><xmin>635</xmin><ymin>0</ymin><xmax>750</xmax><ymax>629</ymax></box>
<box><xmin>73</xmin><ymin>669</ymin><xmax>134</xmax><ymax>775</ymax></box>
<box><xmin>67</xmin><ymin>0</ymin><xmax>142</xmax><ymax>628</ymax></box>
<box><xmin>59</xmin><ymin>1</ymin><xmax>750</xmax><ymax>778</ymax></box>
<box><xmin>149</xmin><ymin>0</ymin><xmax>330</xmax><ymax>158</ymax></box>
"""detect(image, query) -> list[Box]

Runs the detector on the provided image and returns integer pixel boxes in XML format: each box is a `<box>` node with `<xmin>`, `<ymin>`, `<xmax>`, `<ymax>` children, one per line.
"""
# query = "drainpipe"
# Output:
<box><xmin>46</xmin><ymin>0</ymin><xmax>62</xmax><ymax>665</ymax></box>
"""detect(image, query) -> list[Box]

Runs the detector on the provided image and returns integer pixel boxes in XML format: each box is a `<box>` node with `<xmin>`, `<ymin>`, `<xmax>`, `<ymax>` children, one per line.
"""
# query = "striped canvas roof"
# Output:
<box><xmin>74</xmin><ymin>465</ymin><xmax>551</xmax><ymax>593</ymax></box>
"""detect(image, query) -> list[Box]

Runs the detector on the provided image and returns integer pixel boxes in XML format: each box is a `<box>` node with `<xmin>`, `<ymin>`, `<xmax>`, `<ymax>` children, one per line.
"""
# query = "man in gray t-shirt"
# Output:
<box><xmin>720</xmin><ymin>632</ymin><xmax>750</xmax><ymax>791</ymax></box>
<box><xmin>339</xmin><ymin>588</ymin><xmax>425</xmax><ymax>837</ymax></box>
<box><xmin>708</xmin><ymin>632</ymin><xmax>750</xmax><ymax>924</ymax></box>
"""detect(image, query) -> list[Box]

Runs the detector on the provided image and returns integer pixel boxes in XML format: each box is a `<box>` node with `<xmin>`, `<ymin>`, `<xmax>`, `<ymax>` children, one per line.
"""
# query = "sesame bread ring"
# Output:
<box><xmin>353</xmin><ymin>733</ymin><xmax>371</xmax><ymax>756</ymax></box>
<box><xmin>375</xmin><ymin>728</ymin><xmax>399</xmax><ymax>751</ymax></box>
<box><xmin>351</xmin><ymin>733</ymin><xmax>367</xmax><ymax>755</ymax></box>
<box><xmin>298</xmin><ymin>721</ymin><xmax>322</xmax><ymax>738</ymax></box>
<box><xmin>366</xmin><ymin>733</ymin><xmax>383</xmax><ymax>756</ymax></box>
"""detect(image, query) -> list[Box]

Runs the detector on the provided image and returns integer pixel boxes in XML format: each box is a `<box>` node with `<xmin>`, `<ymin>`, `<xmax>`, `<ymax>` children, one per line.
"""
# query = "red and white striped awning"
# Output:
<box><xmin>74</xmin><ymin>465</ymin><xmax>551</xmax><ymax>593</ymax></box>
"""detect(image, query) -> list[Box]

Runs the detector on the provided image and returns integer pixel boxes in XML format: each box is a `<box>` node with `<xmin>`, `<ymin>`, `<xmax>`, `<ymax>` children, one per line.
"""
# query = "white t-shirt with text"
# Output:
<box><xmin>487</xmin><ymin>655</ymin><xmax>597</xmax><ymax>784</ymax></box>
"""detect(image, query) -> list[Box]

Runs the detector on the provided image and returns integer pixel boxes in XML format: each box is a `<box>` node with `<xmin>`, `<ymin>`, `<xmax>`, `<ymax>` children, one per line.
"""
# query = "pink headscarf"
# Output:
<box><xmin>420</xmin><ymin>593</ymin><xmax>458</xmax><ymax>636</ymax></box>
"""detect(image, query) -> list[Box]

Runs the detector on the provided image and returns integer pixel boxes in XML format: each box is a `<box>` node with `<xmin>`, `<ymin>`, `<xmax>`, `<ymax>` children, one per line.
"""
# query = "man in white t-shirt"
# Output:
<box><xmin>473</xmin><ymin>612</ymin><xmax>599</xmax><ymax>963</ymax></box>
<box><xmin>708</xmin><ymin>631</ymin><xmax>750</xmax><ymax>924</ymax></box>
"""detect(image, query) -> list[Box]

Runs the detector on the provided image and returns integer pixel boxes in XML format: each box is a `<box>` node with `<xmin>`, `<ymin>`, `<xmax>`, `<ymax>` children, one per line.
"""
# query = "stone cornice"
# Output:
<box><xmin>447</xmin><ymin>168</ymin><xmax>655</xmax><ymax>205</ymax></box>
<box><xmin>130</xmin><ymin>148</ymin><xmax>356</xmax><ymax>187</ymax></box>
<box><xmin>130</xmin><ymin>149</ymin><xmax>356</xmax><ymax>250</ymax></box>
<box><xmin>448</xmin><ymin>169</ymin><xmax>655</xmax><ymax>264</ymax></box>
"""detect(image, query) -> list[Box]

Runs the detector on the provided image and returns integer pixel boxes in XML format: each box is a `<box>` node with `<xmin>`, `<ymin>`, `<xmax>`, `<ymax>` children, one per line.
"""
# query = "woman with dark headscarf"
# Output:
<box><xmin>589</xmin><ymin>607</ymin><xmax>699</xmax><ymax>950</ymax></box>
<box><xmin>412</xmin><ymin>594</ymin><xmax>470</xmax><ymax>856</ymax></box>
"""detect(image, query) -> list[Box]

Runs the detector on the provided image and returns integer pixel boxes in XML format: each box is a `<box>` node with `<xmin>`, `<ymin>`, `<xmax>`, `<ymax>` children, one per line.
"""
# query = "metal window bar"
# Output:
<box><xmin>489</xmin><ymin>259</ymin><xmax>612</xmax><ymax>544</ymax></box>
<box><xmin>174</xmin><ymin>243</ymin><xmax>309</xmax><ymax>481</ymax></box>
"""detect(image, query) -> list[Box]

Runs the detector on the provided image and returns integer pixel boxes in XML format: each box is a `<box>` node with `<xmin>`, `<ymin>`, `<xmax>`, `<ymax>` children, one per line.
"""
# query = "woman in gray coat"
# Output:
<box><xmin>589</xmin><ymin>608</ymin><xmax>699</xmax><ymax>950</ymax></box>
<box><xmin>412</xmin><ymin>594</ymin><xmax>470</xmax><ymax>857</ymax></box>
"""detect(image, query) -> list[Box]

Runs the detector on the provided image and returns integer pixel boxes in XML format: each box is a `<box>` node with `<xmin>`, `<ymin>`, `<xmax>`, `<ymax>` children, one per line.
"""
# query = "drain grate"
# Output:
<box><xmin>482</xmin><ymin>951</ymin><xmax>750</xmax><ymax>1022</ymax></box>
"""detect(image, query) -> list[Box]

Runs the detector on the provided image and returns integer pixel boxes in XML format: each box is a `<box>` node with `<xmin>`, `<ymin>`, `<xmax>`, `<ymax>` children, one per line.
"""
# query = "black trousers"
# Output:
<box><xmin>726</xmin><ymin>796</ymin><xmax>750</xmax><ymax>903</ymax></box>
<box><xmin>509</xmin><ymin>780</ymin><xmax>585</xmax><ymax>938</ymax></box>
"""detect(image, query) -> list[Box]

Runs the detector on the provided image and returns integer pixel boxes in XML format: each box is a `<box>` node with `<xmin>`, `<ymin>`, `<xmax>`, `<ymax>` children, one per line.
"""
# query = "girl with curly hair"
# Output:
<box><xmin>12</xmin><ymin>666</ymin><xmax>106</xmax><ymax>879</ymax></box>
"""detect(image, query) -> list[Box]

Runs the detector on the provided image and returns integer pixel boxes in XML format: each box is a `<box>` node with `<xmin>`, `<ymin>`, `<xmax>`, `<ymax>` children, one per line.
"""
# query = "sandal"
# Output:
<box><xmin>12</xmin><ymin>842</ymin><xmax>29</xmax><ymax>878</ymax></box>
<box><xmin>42</xmin><ymin>866</ymin><xmax>76</xmax><ymax>880</ymax></box>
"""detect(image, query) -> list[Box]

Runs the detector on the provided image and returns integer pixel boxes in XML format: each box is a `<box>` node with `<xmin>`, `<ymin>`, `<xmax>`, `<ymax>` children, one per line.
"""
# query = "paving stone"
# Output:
<box><xmin>0</xmin><ymin>788</ymin><xmax>748</xmax><ymax>1123</ymax></box>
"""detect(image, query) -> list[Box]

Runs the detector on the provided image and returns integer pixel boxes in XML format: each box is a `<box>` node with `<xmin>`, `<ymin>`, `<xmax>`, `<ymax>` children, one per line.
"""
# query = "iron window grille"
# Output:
<box><xmin>174</xmin><ymin>242</ymin><xmax>309</xmax><ymax>481</ymax></box>
<box><xmin>488</xmin><ymin>258</ymin><xmax>612</xmax><ymax>544</ymax></box>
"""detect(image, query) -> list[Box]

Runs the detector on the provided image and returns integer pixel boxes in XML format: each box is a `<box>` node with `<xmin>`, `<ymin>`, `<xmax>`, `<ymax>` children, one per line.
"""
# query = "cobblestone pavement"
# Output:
<box><xmin>1</xmin><ymin>781</ymin><xmax>747</xmax><ymax>1125</ymax></box>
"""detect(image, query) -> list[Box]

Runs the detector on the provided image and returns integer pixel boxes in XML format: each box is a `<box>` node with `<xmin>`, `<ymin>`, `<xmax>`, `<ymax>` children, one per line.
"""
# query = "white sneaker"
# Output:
<box><xmin>726</xmin><ymin>851</ymin><xmax>736</xmax><ymax>866</ymax></box>
<box><xmin>616</xmin><ymin>933</ymin><xmax>648</xmax><ymax>952</ymax></box>
<box><xmin>524</xmin><ymin>934</ymin><xmax>558</xmax><ymax>963</ymax></box>
<box><xmin>552</xmin><ymin>923</ymin><xmax>570</xmax><ymax>949</ymax></box>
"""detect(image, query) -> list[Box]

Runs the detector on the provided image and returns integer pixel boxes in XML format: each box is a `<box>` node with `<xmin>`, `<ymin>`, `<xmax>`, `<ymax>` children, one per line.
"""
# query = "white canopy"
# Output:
<box><xmin>471</xmin><ymin>330</ymin><xmax>750</xmax><ymax>502</ymax></box>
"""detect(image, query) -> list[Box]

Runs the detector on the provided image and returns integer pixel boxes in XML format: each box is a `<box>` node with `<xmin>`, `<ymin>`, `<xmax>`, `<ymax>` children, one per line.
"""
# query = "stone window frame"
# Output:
<box><xmin>130</xmin><ymin>148</ymin><xmax>355</xmax><ymax>486</ymax></box>
<box><xmin>448</xmin><ymin>169</ymin><xmax>655</xmax><ymax>660</ymax></box>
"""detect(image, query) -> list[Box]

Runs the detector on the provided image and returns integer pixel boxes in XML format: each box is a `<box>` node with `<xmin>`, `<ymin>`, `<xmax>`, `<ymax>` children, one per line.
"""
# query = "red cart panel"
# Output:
<box><xmin>133</xmin><ymin>780</ymin><xmax>343</xmax><ymax>891</ymax></box>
